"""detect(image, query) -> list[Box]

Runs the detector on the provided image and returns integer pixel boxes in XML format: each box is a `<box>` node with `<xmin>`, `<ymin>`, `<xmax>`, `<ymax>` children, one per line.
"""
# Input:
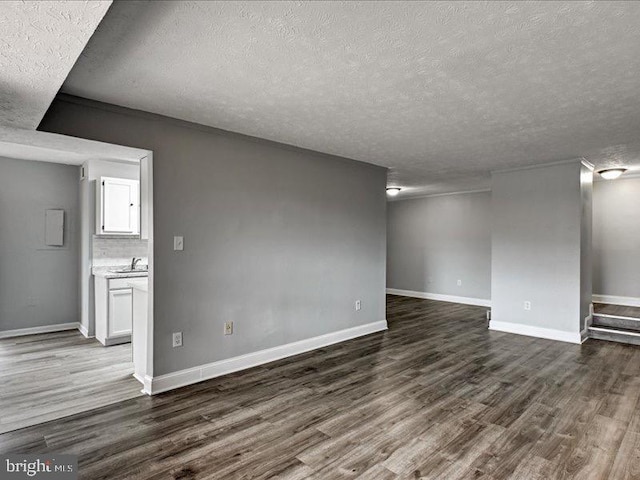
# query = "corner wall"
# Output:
<box><xmin>386</xmin><ymin>191</ymin><xmax>491</xmax><ymax>304</ymax></box>
<box><xmin>0</xmin><ymin>157</ymin><xmax>80</xmax><ymax>334</ymax></box>
<box><xmin>39</xmin><ymin>96</ymin><xmax>387</xmax><ymax>379</ymax></box>
<box><xmin>490</xmin><ymin>160</ymin><xmax>591</xmax><ymax>343</ymax></box>
<box><xmin>593</xmin><ymin>176</ymin><xmax>640</xmax><ymax>304</ymax></box>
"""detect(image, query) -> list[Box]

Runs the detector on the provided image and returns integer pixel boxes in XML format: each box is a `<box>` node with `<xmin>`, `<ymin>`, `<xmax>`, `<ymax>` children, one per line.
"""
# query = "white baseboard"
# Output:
<box><xmin>489</xmin><ymin>320</ymin><xmax>582</xmax><ymax>344</ymax></box>
<box><xmin>78</xmin><ymin>323</ymin><xmax>92</xmax><ymax>338</ymax></box>
<box><xmin>146</xmin><ymin>320</ymin><xmax>388</xmax><ymax>395</ymax></box>
<box><xmin>386</xmin><ymin>288</ymin><xmax>491</xmax><ymax>308</ymax></box>
<box><xmin>593</xmin><ymin>294</ymin><xmax>640</xmax><ymax>308</ymax></box>
<box><xmin>133</xmin><ymin>373</ymin><xmax>153</xmax><ymax>395</ymax></box>
<box><xmin>580</xmin><ymin>312</ymin><xmax>593</xmax><ymax>344</ymax></box>
<box><xmin>0</xmin><ymin>322</ymin><xmax>80</xmax><ymax>339</ymax></box>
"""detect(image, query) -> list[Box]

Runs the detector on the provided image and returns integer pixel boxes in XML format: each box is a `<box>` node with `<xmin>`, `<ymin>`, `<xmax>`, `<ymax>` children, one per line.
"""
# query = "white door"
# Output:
<box><xmin>108</xmin><ymin>288</ymin><xmax>133</xmax><ymax>337</ymax></box>
<box><xmin>102</xmin><ymin>177</ymin><xmax>139</xmax><ymax>234</ymax></box>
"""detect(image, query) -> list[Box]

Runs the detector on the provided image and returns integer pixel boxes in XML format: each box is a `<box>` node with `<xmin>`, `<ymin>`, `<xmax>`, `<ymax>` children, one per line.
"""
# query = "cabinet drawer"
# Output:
<box><xmin>109</xmin><ymin>278</ymin><xmax>134</xmax><ymax>290</ymax></box>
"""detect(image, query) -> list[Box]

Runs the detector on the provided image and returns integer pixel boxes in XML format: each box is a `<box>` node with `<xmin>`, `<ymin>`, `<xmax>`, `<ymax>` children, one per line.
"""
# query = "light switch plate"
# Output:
<box><xmin>173</xmin><ymin>236</ymin><xmax>184</xmax><ymax>251</ymax></box>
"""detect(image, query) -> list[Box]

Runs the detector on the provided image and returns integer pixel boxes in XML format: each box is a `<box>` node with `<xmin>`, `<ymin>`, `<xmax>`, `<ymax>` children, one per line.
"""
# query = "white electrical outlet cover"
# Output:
<box><xmin>173</xmin><ymin>236</ymin><xmax>184</xmax><ymax>251</ymax></box>
<box><xmin>224</xmin><ymin>322</ymin><xmax>233</xmax><ymax>335</ymax></box>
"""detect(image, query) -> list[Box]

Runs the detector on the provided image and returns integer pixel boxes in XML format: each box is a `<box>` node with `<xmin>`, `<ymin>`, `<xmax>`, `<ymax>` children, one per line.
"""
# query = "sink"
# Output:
<box><xmin>110</xmin><ymin>267</ymin><xmax>148</xmax><ymax>274</ymax></box>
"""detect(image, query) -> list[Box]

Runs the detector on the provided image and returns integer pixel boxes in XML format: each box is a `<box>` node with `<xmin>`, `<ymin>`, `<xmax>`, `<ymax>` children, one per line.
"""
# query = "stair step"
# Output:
<box><xmin>588</xmin><ymin>326</ymin><xmax>640</xmax><ymax>346</ymax></box>
<box><xmin>592</xmin><ymin>313</ymin><xmax>640</xmax><ymax>332</ymax></box>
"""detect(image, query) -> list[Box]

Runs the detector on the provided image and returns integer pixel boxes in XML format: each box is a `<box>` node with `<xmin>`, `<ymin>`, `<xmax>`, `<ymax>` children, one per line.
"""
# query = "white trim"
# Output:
<box><xmin>593</xmin><ymin>313</ymin><xmax>640</xmax><ymax>322</ymax></box>
<box><xmin>0</xmin><ymin>322</ymin><xmax>80</xmax><ymax>339</ymax></box>
<box><xmin>589</xmin><ymin>326</ymin><xmax>640</xmax><ymax>338</ymax></box>
<box><xmin>386</xmin><ymin>288</ymin><xmax>491</xmax><ymax>308</ymax></box>
<box><xmin>133</xmin><ymin>373</ymin><xmax>153</xmax><ymax>395</ymax></box>
<box><xmin>593</xmin><ymin>294</ymin><xmax>640</xmax><ymax>308</ymax></box>
<box><xmin>78</xmin><ymin>323</ymin><xmax>92</xmax><ymax>338</ymax></box>
<box><xmin>580</xmin><ymin>158</ymin><xmax>595</xmax><ymax>171</ymax></box>
<box><xmin>580</xmin><ymin>313</ymin><xmax>592</xmax><ymax>343</ymax></box>
<box><xmin>489</xmin><ymin>321</ymin><xmax>582</xmax><ymax>344</ymax></box>
<box><xmin>389</xmin><ymin>188</ymin><xmax>491</xmax><ymax>202</ymax></box>
<box><xmin>492</xmin><ymin>158</ymin><xmax>581</xmax><ymax>175</ymax></box>
<box><xmin>146</xmin><ymin>320</ymin><xmax>388</xmax><ymax>395</ymax></box>
<box><xmin>143</xmin><ymin>375</ymin><xmax>153</xmax><ymax>395</ymax></box>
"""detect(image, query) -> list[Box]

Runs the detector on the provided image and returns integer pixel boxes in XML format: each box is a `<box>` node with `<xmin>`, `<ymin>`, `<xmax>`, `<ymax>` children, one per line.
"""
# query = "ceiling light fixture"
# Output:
<box><xmin>598</xmin><ymin>168</ymin><xmax>627</xmax><ymax>180</ymax></box>
<box><xmin>386</xmin><ymin>187</ymin><xmax>401</xmax><ymax>196</ymax></box>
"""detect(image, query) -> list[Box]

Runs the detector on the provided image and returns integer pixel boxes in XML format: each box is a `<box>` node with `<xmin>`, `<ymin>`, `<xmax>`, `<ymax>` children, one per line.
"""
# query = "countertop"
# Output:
<box><xmin>92</xmin><ymin>265</ymin><xmax>149</xmax><ymax>279</ymax></box>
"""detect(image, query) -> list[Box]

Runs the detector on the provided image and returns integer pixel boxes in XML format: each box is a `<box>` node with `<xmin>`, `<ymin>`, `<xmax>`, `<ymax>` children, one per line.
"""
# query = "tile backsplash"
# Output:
<box><xmin>92</xmin><ymin>236</ymin><xmax>148</xmax><ymax>267</ymax></box>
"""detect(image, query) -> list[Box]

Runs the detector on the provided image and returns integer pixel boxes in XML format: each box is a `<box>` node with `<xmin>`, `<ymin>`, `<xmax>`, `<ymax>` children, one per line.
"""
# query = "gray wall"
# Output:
<box><xmin>491</xmin><ymin>161</ymin><xmax>588</xmax><ymax>335</ymax></box>
<box><xmin>593</xmin><ymin>176</ymin><xmax>640</xmax><ymax>298</ymax></box>
<box><xmin>386</xmin><ymin>191</ymin><xmax>491</xmax><ymax>300</ymax></box>
<box><xmin>0</xmin><ymin>157</ymin><xmax>79</xmax><ymax>332</ymax></box>
<box><xmin>40</xmin><ymin>96</ymin><xmax>387</xmax><ymax>376</ymax></box>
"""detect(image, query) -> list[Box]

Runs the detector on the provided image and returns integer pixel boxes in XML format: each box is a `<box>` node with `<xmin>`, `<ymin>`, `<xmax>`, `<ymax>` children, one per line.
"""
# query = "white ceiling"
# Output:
<box><xmin>0</xmin><ymin>0</ymin><xmax>112</xmax><ymax>130</ymax></box>
<box><xmin>0</xmin><ymin>127</ymin><xmax>148</xmax><ymax>165</ymax></box>
<box><xmin>60</xmin><ymin>1</ymin><xmax>640</xmax><ymax>196</ymax></box>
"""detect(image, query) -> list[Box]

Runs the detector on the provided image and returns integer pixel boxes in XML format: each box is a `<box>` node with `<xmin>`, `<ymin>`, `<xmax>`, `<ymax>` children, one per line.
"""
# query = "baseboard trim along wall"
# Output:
<box><xmin>0</xmin><ymin>322</ymin><xmax>80</xmax><ymax>339</ymax></box>
<box><xmin>593</xmin><ymin>294</ymin><xmax>640</xmax><ymax>308</ymax></box>
<box><xmin>386</xmin><ymin>288</ymin><xmax>491</xmax><ymax>308</ymax></box>
<box><xmin>489</xmin><ymin>321</ymin><xmax>582</xmax><ymax>344</ymax></box>
<box><xmin>143</xmin><ymin>320</ymin><xmax>389</xmax><ymax>395</ymax></box>
<box><xmin>78</xmin><ymin>323</ymin><xmax>91</xmax><ymax>338</ymax></box>
<box><xmin>580</xmin><ymin>313</ymin><xmax>593</xmax><ymax>344</ymax></box>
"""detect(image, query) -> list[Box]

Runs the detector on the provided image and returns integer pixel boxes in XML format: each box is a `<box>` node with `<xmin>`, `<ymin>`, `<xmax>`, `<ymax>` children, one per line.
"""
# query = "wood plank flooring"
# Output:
<box><xmin>1</xmin><ymin>295</ymin><xmax>640</xmax><ymax>479</ymax></box>
<box><xmin>0</xmin><ymin>330</ymin><xmax>141</xmax><ymax>433</ymax></box>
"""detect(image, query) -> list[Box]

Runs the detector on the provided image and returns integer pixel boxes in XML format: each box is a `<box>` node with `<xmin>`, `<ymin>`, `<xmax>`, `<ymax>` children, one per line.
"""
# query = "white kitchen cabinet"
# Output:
<box><xmin>97</xmin><ymin>176</ymin><xmax>139</xmax><ymax>235</ymax></box>
<box><xmin>95</xmin><ymin>276</ymin><xmax>138</xmax><ymax>346</ymax></box>
<box><xmin>108</xmin><ymin>288</ymin><xmax>133</xmax><ymax>338</ymax></box>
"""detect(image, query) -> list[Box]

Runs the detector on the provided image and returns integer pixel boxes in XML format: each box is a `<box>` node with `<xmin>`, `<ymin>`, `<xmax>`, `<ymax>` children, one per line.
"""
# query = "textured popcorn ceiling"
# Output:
<box><xmin>0</xmin><ymin>1</ymin><xmax>112</xmax><ymax>130</ymax></box>
<box><xmin>62</xmin><ymin>1</ymin><xmax>640</xmax><ymax>196</ymax></box>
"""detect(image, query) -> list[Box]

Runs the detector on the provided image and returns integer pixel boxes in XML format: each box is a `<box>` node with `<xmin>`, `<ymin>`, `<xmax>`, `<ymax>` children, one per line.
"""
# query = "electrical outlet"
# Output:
<box><xmin>173</xmin><ymin>236</ymin><xmax>184</xmax><ymax>251</ymax></box>
<box><xmin>224</xmin><ymin>321</ymin><xmax>233</xmax><ymax>335</ymax></box>
<box><xmin>457</xmin><ymin>279</ymin><xmax>462</xmax><ymax>286</ymax></box>
<box><xmin>524</xmin><ymin>301</ymin><xmax>532</xmax><ymax>311</ymax></box>
<box><xmin>355</xmin><ymin>300</ymin><xmax>361</xmax><ymax>311</ymax></box>
<box><xmin>172</xmin><ymin>332</ymin><xmax>183</xmax><ymax>348</ymax></box>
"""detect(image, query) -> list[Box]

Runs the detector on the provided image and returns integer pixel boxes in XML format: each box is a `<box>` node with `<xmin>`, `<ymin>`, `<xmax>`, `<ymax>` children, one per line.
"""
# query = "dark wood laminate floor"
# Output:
<box><xmin>2</xmin><ymin>295</ymin><xmax>640</xmax><ymax>479</ymax></box>
<box><xmin>594</xmin><ymin>302</ymin><xmax>640</xmax><ymax>318</ymax></box>
<box><xmin>0</xmin><ymin>330</ymin><xmax>141</xmax><ymax>434</ymax></box>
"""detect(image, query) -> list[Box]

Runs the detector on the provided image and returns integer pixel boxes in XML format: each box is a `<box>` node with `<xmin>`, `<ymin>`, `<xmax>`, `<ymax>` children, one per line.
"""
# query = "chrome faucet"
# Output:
<box><xmin>131</xmin><ymin>257</ymin><xmax>142</xmax><ymax>270</ymax></box>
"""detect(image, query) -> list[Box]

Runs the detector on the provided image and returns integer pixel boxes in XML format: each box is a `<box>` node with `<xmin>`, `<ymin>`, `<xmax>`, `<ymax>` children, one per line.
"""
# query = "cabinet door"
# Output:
<box><xmin>108</xmin><ymin>288</ymin><xmax>133</xmax><ymax>337</ymax></box>
<box><xmin>101</xmin><ymin>177</ymin><xmax>139</xmax><ymax>234</ymax></box>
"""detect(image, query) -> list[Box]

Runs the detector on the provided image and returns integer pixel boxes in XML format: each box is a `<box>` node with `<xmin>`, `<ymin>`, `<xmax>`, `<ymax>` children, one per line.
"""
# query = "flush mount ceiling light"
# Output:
<box><xmin>386</xmin><ymin>187</ymin><xmax>401</xmax><ymax>196</ymax></box>
<box><xmin>598</xmin><ymin>168</ymin><xmax>627</xmax><ymax>180</ymax></box>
